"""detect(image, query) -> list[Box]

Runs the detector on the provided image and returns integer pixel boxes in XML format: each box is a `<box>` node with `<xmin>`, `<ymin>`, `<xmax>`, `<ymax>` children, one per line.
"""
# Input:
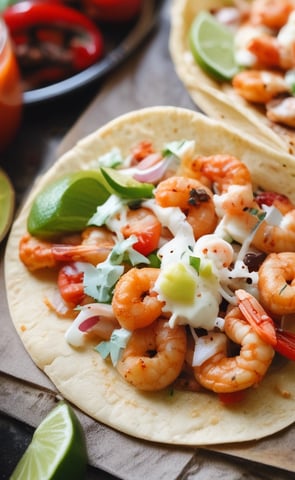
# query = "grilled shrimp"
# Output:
<box><xmin>19</xmin><ymin>227</ymin><xmax>115</xmax><ymax>271</ymax></box>
<box><xmin>253</xmin><ymin>209</ymin><xmax>295</xmax><ymax>253</ymax></box>
<box><xmin>232</xmin><ymin>70</ymin><xmax>289</xmax><ymax>104</ymax></box>
<box><xmin>247</xmin><ymin>34</ymin><xmax>295</xmax><ymax>70</ymax></box>
<box><xmin>250</xmin><ymin>0</ymin><xmax>295</xmax><ymax>29</ymax></box>
<box><xmin>154</xmin><ymin>176</ymin><xmax>218</xmax><ymax>239</ymax></box>
<box><xmin>179</xmin><ymin>154</ymin><xmax>254</xmax><ymax>215</ymax></box>
<box><xmin>193</xmin><ymin>306</ymin><xmax>274</xmax><ymax>393</ymax></box>
<box><xmin>116</xmin><ymin>318</ymin><xmax>187</xmax><ymax>391</ymax></box>
<box><xmin>111</xmin><ymin>267</ymin><xmax>164</xmax><ymax>331</ymax></box>
<box><xmin>266</xmin><ymin>96</ymin><xmax>295</xmax><ymax>127</ymax></box>
<box><xmin>258</xmin><ymin>252</ymin><xmax>295</xmax><ymax>315</ymax></box>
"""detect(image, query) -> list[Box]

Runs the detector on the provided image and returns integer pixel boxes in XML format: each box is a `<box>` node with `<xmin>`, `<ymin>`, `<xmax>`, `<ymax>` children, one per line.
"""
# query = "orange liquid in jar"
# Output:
<box><xmin>0</xmin><ymin>19</ymin><xmax>22</xmax><ymax>153</ymax></box>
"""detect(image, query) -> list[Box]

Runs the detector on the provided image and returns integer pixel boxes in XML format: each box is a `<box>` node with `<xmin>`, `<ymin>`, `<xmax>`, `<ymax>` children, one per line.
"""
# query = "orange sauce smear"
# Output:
<box><xmin>0</xmin><ymin>25</ymin><xmax>22</xmax><ymax>153</ymax></box>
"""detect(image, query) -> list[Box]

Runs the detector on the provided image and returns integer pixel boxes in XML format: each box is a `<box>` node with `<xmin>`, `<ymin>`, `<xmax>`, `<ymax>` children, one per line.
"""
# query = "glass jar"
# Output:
<box><xmin>0</xmin><ymin>18</ymin><xmax>22</xmax><ymax>153</ymax></box>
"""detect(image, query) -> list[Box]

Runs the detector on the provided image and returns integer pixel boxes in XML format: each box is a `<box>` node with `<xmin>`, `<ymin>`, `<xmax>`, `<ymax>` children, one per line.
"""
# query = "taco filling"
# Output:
<box><xmin>170</xmin><ymin>0</ymin><xmax>295</xmax><ymax>155</ymax></box>
<box><xmin>5</xmin><ymin>107</ymin><xmax>295</xmax><ymax>445</ymax></box>
<box><xmin>209</xmin><ymin>1</ymin><xmax>295</xmax><ymax>128</ymax></box>
<box><xmin>17</xmin><ymin>131</ymin><xmax>295</xmax><ymax>395</ymax></box>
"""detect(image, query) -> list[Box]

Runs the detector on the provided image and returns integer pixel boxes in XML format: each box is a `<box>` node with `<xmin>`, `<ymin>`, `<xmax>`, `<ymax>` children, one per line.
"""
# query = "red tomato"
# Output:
<box><xmin>131</xmin><ymin>226</ymin><xmax>161</xmax><ymax>257</ymax></box>
<box><xmin>255</xmin><ymin>190</ymin><xmax>294</xmax><ymax>215</ymax></box>
<box><xmin>121</xmin><ymin>207</ymin><xmax>162</xmax><ymax>256</ymax></box>
<box><xmin>57</xmin><ymin>264</ymin><xmax>85</xmax><ymax>305</ymax></box>
<box><xmin>218</xmin><ymin>390</ymin><xmax>246</xmax><ymax>405</ymax></box>
<box><xmin>82</xmin><ymin>0</ymin><xmax>142</xmax><ymax>22</ymax></box>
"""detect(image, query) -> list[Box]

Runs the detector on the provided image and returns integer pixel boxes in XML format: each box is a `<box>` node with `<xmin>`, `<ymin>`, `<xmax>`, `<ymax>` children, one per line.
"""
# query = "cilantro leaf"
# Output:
<box><xmin>77</xmin><ymin>236</ymin><xmax>150</xmax><ymax>303</ymax></box>
<box><xmin>82</xmin><ymin>262</ymin><xmax>124</xmax><ymax>303</ymax></box>
<box><xmin>87</xmin><ymin>194</ymin><xmax>126</xmax><ymax>226</ymax></box>
<box><xmin>110</xmin><ymin>235</ymin><xmax>150</xmax><ymax>266</ymax></box>
<box><xmin>162</xmin><ymin>140</ymin><xmax>195</xmax><ymax>159</ymax></box>
<box><xmin>95</xmin><ymin>328</ymin><xmax>132</xmax><ymax>366</ymax></box>
<box><xmin>189</xmin><ymin>255</ymin><xmax>201</xmax><ymax>273</ymax></box>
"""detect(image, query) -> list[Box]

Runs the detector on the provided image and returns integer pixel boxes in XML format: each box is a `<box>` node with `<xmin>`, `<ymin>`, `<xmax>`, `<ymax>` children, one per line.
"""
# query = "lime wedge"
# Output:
<box><xmin>28</xmin><ymin>171</ymin><xmax>110</xmax><ymax>238</ymax></box>
<box><xmin>100</xmin><ymin>167</ymin><xmax>154</xmax><ymax>199</ymax></box>
<box><xmin>10</xmin><ymin>401</ymin><xmax>88</xmax><ymax>480</ymax></box>
<box><xmin>189</xmin><ymin>11</ymin><xmax>239</xmax><ymax>81</ymax></box>
<box><xmin>0</xmin><ymin>168</ymin><xmax>15</xmax><ymax>242</ymax></box>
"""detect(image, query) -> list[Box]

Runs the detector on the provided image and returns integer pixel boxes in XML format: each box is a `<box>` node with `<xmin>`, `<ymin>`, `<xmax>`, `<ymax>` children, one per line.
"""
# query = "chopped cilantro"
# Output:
<box><xmin>189</xmin><ymin>255</ymin><xmax>201</xmax><ymax>273</ymax></box>
<box><xmin>82</xmin><ymin>262</ymin><xmax>124</xmax><ymax>303</ymax></box>
<box><xmin>162</xmin><ymin>140</ymin><xmax>195</xmax><ymax>159</ymax></box>
<box><xmin>95</xmin><ymin>328</ymin><xmax>132</xmax><ymax>366</ymax></box>
<box><xmin>147</xmin><ymin>251</ymin><xmax>161</xmax><ymax>268</ymax></box>
<box><xmin>78</xmin><ymin>236</ymin><xmax>150</xmax><ymax>303</ymax></box>
<box><xmin>87</xmin><ymin>194</ymin><xmax>126</xmax><ymax>226</ymax></box>
<box><xmin>109</xmin><ymin>235</ymin><xmax>150</xmax><ymax>266</ymax></box>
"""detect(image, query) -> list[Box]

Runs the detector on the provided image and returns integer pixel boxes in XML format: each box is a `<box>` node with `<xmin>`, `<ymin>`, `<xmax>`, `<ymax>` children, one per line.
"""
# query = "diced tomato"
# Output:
<box><xmin>130</xmin><ymin>141</ymin><xmax>155</xmax><ymax>163</ymax></box>
<box><xmin>131</xmin><ymin>227</ymin><xmax>161</xmax><ymax>256</ymax></box>
<box><xmin>57</xmin><ymin>263</ymin><xmax>85</xmax><ymax>305</ymax></box>
<box><xmin>121</xmin><ymin>207</ymin><xmax>162</xmax><ymax>256</ymax></box>
<box><xmin>218</xmin><ymin>390</ymin><xmax>247</xmax><ymax>405</ymax></box>
<box><xmin>255</xmin><ymin>191</ymin><xmax>293</xmax><ymax>214</ymax></box>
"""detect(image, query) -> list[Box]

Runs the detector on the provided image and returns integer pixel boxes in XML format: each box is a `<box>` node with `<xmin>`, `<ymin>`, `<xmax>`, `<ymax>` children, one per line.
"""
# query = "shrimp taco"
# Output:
<box><xmin>169</xmin><ymin>0</ymin><xmax>295</xmax><ymax>156</ymax></box>
<box><xmin>5</xmin><ymin>106</ymin><xmax>295</xmax><ymax>446</ymax></box>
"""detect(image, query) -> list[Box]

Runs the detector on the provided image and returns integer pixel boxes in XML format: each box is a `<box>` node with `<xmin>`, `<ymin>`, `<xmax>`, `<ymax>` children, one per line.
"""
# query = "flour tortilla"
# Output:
<box><xmin>169</xmin><ymin>0</ymin><xmax>295</xmax><ymax>156</ymax></box>
<box><xmin>4</xmin><ymin>106</ymin><xmax>295</xmax><ymax>445</ymax></box>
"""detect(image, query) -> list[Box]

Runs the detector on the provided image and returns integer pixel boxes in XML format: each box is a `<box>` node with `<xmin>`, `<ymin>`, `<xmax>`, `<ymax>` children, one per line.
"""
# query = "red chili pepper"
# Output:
<box><xmin>3</xmin><ymin>1</ymin><xmax>104</xmax><ymax>86</ymax></box>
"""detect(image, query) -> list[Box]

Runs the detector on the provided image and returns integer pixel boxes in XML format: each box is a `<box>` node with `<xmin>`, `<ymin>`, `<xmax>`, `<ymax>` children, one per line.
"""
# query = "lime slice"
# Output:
<box><xmin>189</xmin><ymin>11</ymin><xmax>239</xmax><ymax>81</ymax></box>
<box><xmin>0</xmin><ymin>168</ymin><xmax>15</xmax><ymax>242</ymax></box>
<box><xmin>28</xmin><ymin>171</ymin><xmax>110</xmax><ymax>238</ymax></box>
<box><xmin>100</xmin><ymin>167</ymin><xmax>154</xmax><ymax>199</ymax></box>
<box><xmin>10</xmin><ymin>401</ymin><xmax>88</xmax><ymax>480</ymax></box>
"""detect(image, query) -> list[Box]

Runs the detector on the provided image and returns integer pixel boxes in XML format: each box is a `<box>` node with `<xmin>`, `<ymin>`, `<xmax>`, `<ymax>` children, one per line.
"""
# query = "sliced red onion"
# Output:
<box><xmin>45</xmin><ymin>289</ymin><xmax>75</xmax><ymax>318</ymax></box>
<box><xmin>135</xmin><ymin>153</ymin><xmax>162</xmax><ymax>170</ymax></box>
<box><xmin>122</xmin><ymin>157</ymin><xmax>171</xmax><ymax>184</ymax></box>
<box><xmin>65</xmin><ymin>303</ymin><xmax>115</xmax><ymax>347</ymax></box>
<box><xmin>78</xmin><ymin>303</ymin><xmax>114</xmax><ymax>317</ymax></box>
<box><xmin>91</xmin><ymin>317</ymin><xmax>121</xmax><ymax>340</ymax></box>
<box><xmin>133</xmin><ymin>157</ymin><xmax>171</xmax><ymax>183</ymax></box>
<box><xmin>79</xmin><ymin>313</ymin><xmax>120</xmax><ymax>340</ymax></box>
<box><xmin>192</xmin><ymin>332</ymin><xmax>227</xmax><ymax>367</ymax></box>
<box><xmin>79</xmin><ymin>316</ymin><xmax>100</xmax><ymax>332</ymax></box>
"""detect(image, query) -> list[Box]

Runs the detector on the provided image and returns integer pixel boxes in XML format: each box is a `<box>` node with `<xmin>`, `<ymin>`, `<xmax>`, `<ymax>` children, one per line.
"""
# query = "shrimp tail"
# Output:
<box><xmin>235</xmin><ymin>289</ymin><xmax>277</xmax><ymax>346</ymax></box>
<box><xmin>236</xmin><ymin>289</ymin><xmax>295</xmax><ymax>361</ymax></box>
<box><xmin>275</xmin><ymin>329</ymin><xmax>295</xmax><ymax>361</ymax></box>
<box><xmin>51</xmin><ymin>244</ymin><xmax>112</xmax><ymax>265</ymax></box>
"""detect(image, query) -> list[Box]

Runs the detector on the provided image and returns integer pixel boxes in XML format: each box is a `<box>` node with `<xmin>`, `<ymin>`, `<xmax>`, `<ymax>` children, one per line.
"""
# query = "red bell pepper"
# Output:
<box><xmin>82</xmin><ymin>0</ymin><xmax>142</xmax><ymax>23</ymax></box>
<box><xmin>3</xmin><ymin>1</ymin><xmax>104</xmax><ymax>87</ymax></box>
